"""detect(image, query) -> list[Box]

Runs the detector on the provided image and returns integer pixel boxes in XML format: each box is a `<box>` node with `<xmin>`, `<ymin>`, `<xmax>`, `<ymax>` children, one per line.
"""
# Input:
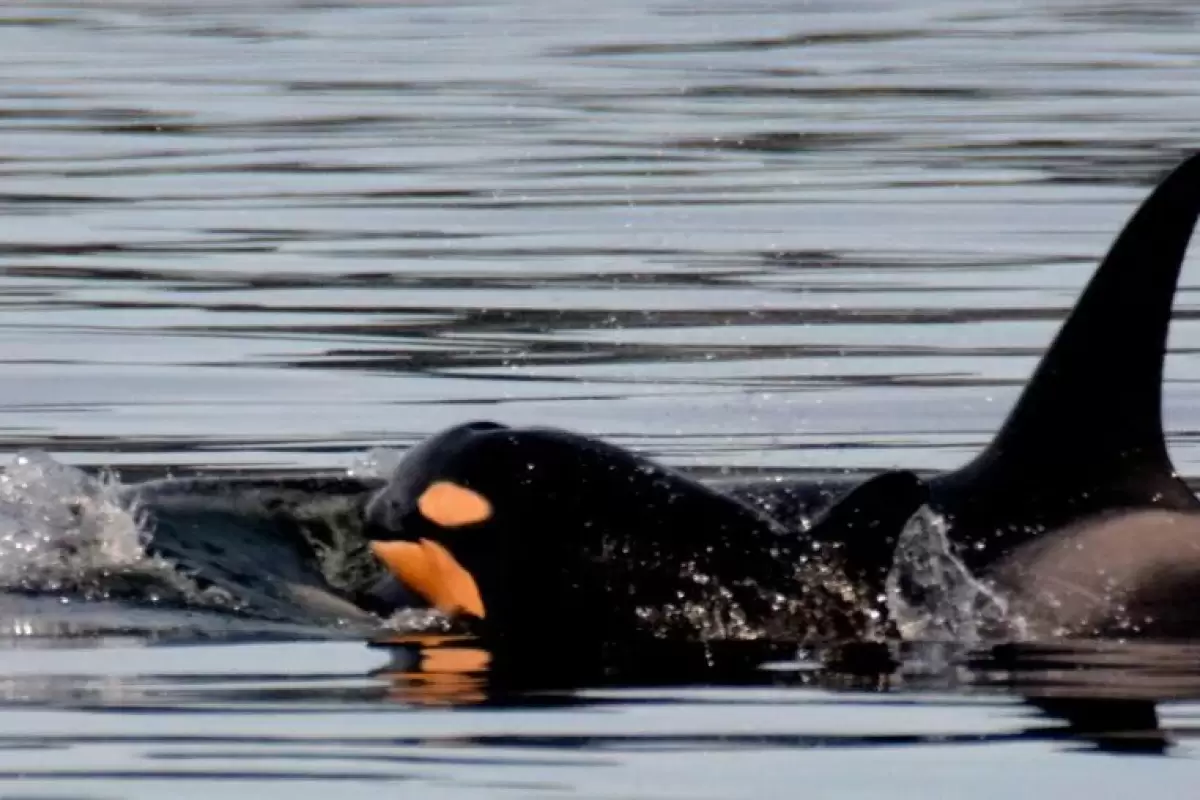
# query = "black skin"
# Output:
<box><xmin>363</xmin><ymin>421</ymin><xmax>927</xmax><ymax>647</ymax></box>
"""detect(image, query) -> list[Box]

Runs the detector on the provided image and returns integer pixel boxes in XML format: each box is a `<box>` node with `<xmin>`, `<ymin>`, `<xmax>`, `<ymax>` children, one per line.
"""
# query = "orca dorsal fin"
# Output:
<box><xmin>935</xmin><ymin>152</ymin><xmax>1200</xmax><ymax>562</ymax></box>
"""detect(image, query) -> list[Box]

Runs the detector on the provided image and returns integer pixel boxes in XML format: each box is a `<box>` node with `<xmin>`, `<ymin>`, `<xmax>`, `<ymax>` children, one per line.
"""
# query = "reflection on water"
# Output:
<box><xmin>0</xmin><ymin>636</ymin><xmax>1189</xmax><ymax>796</ymax></box>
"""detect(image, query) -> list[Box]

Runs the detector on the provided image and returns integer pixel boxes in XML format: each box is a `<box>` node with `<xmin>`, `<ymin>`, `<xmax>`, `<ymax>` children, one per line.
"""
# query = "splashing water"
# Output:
<box><xmin>0</xmin><ymin>451</ymin><xmax>229</xmax><ymax>610</ymax></box>
<box><xmin>347</xmin><ymin>447</ymin><xmax>403</xmax><ymax>481</ymax></box>
<box><xmin>885</xmin><ymin>506</ymin><xmax>1021</xmax><ymax>643</ymax></box>
<box><xmin>379</xmin><ymin>607</ymin><xmax>457</xmax><ymax>634</ymax></box>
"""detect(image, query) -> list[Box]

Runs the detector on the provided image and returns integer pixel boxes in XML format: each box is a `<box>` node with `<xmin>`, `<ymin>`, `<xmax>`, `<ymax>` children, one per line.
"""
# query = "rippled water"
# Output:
<box><xmin>2</xmin><ymin>638</ymin><xmax>1200</xmax><ymax>797</ymax></box>
<box><xmin>5</xmin><ymin>0</ymin><xmax>1200</xmax><ymax>795</ymax></box>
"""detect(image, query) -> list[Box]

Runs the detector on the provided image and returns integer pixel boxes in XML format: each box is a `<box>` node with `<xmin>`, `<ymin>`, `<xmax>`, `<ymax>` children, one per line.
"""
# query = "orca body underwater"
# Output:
<box><xmin>122</xmin><ymin>475</ymin><xmax>396</xmax><ymax>625</ymax></box>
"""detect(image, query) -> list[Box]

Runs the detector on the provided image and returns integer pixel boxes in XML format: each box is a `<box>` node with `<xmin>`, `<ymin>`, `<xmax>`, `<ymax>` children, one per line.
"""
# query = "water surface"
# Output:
<box><xmin>4</xmin><ymin>0</ymin><xmax>1200</xmax><ymax>795</ymax></box>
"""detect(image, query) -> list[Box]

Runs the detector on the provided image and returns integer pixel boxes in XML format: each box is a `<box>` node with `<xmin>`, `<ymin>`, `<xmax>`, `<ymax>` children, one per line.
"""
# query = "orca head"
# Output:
<box><xmin>361</xmin><ymin>421</ymin><xmax>809</xmax><ymax>643</ymax></box>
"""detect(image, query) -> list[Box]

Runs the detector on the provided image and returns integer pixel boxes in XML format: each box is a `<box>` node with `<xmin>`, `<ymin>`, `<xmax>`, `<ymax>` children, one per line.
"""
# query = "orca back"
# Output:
<box><xmin>932</xmin><ymin>153</ymin><xmax>1200</xmax><ymax>567</ymax></box>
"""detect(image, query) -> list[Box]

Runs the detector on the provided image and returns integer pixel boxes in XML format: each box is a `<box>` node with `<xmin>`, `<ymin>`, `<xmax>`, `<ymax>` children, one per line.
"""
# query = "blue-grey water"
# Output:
<box><xmin>5</xmin><ymin>0</ymin><xmax>1200</xmax><ymax>795</ymax></box>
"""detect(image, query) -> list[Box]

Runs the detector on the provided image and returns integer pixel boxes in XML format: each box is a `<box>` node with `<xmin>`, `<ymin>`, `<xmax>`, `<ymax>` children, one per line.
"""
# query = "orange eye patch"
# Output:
<box><xmin>417</xmin><ymin>481</ymin><xmax>493</xmax><ymax>528</ymax></box>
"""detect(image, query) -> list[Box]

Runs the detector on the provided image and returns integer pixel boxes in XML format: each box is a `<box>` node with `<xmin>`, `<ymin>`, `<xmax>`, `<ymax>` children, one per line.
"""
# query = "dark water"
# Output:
<box><xmin>5</xmin><ymin>0</ymin><xmax>1200</xmax><ymax>795</ymax></box>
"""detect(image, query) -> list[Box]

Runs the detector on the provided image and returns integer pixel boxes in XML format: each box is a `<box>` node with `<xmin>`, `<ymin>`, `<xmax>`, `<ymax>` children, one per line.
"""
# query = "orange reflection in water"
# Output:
<box><xmin>372</xmin><ymin>633</ymin><xmax>492</xmax><ymax>707</ymax></box>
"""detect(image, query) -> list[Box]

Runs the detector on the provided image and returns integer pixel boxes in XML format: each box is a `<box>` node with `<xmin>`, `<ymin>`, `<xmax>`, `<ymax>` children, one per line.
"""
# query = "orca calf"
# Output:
<box><xmin>363</xmin><ymin>421</ymin><xmax>927</xmax><ymax>645</ymax></box>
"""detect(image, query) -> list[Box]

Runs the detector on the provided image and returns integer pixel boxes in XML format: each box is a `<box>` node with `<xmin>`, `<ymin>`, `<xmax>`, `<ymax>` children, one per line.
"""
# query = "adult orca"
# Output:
<box><xmin>362</xmin><ymin>421</ymin><xmax>928</xmax><ymax>645</ymax></box>
<box><xmin>734</xmin><ymin>150</ymin><xmax>1200</xmax><ymax>571</ymax></box>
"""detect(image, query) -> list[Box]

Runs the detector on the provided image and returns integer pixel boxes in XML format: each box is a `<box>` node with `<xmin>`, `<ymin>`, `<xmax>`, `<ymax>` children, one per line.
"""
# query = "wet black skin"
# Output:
<box><xmin>363</xmin><ymin>421</ymin><xmax>927</xmax><ymax>645</ymax></box>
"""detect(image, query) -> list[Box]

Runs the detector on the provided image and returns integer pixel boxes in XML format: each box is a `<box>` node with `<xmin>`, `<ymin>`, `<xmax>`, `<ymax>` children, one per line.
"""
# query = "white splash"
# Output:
<box><xmin>379</xmin><ymin>607</ymin><xmax>456</xmax><ymax>634</ymax></box>
<box><xmin>0</xmin><ymin>451</ymin><xmax>196</xmax><ymax>604</ymax></box>
<box><xmin>885</xmin><ymin>506</ymin><xmax>1019</xmax><ymax>643</ymax></box>
<box><xmin>346</xmin><ymin>447</ymin><xmax>404</xmax><ymax>481</ymax></box>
